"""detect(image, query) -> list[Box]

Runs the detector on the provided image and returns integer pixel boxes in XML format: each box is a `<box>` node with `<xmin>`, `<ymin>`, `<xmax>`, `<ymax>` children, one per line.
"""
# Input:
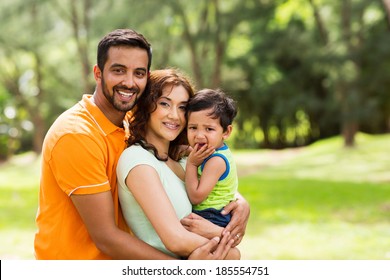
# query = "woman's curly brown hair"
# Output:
<box><xmin>126</xmin><ymin>68</ymin><xmax>195</xmax><ymax>161</ymax></box>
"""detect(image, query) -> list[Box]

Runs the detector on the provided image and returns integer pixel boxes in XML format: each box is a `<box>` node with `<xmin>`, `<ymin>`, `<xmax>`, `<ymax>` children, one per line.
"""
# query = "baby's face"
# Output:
<box><xmin>187</xmin><ymin>109</ymin><xmax>225</xmax><ymax>150</ymax></box>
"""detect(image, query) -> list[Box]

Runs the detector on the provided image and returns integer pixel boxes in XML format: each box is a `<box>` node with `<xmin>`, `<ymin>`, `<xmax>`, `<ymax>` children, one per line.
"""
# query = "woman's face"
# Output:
<box><xmin>146</xmin><ymin>85</ymin><xmax>190</xmax><ymax>144</ymax></box>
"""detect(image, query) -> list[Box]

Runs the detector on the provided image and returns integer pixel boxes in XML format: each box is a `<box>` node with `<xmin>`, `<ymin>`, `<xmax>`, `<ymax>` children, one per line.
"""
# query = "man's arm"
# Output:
<box><xmin>71</xmin><ymin>191</ymin><xmax>173</xmax><ymax>259</ymax></box>
<box><xmin>72</xmin><ymin>191</ymin><xmax>236</xmax><ymax>259</ymax></box>
<box><xmin>182</xmin><ymin>193</ymin><xmax>250</xmax><ymax>247</ymax></box>
<box><xmin>221</xmin><ymin>192</ymin><xmax>250</xmax><ymax>246</ymax></box>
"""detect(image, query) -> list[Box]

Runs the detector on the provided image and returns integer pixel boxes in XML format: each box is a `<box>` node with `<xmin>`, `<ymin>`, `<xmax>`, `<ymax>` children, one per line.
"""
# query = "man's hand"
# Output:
<box><xmin>188</xmin><ymin>232</ymin><xmax>234</xmax><ymax>260</ymax></box>
<box><xmin>222</xmin><ymin>194</ymin><xmax>250</xmax><ymax>247</ymax></box>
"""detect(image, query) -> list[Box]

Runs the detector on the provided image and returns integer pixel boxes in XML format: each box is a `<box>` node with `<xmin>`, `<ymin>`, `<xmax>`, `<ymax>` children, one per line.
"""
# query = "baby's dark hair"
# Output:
<box><xmin>187</xmin><ymin>88</ymin><xmax>237</xmax><ymax>131</ymax></box>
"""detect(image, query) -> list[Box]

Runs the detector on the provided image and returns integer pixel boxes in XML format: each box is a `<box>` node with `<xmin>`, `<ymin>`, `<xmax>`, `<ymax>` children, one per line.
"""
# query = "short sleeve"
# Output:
<box><xmin>49</xmin><ymin>133</ymin><xmax>111</xmax><ymax>196</ymax></box>
<box><xmin>116</xmin><ymin>145</ymin><xmax>160</xmax><ymax>188</ymax></box>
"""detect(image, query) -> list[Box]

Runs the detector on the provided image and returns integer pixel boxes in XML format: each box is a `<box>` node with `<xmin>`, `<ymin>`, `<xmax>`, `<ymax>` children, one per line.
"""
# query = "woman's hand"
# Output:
<box><xmin>222</xmin><ymin>193</ymin><xmax>250</xmax><ymax>247</ymax></box>
<box><xmin>181</xmin><ymin>213</ymin><xmax>223</xmax><ymax>239</ymax></box>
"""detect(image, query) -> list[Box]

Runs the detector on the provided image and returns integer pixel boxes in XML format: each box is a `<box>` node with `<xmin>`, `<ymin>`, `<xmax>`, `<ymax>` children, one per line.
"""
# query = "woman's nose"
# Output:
<box><xmin>168</xmin><ymin>107</ymin><xmax>179</xmax><ymax>119</ymax></box>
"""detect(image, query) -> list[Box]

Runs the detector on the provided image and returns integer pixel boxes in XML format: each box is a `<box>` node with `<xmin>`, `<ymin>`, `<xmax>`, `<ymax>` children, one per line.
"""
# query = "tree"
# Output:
<box><xmin>165</xmin><ymin>0</ymin><xmax>251</xmax><ymax>88</ymax></box>
<box><xmin>52</xmin><ymin>0</ymin><xmax>95</xmax><ymax>94</ymax></box>
<box><xmin>0</xmin><ymin>0</ymin><xmax>53</xmax><ymax>154</ymax></box>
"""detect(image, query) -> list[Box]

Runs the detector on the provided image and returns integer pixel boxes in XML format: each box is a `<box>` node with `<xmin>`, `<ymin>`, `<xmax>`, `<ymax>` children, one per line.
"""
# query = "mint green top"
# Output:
<box><xmin>117</xmin><ymin>144</ymin><xmax>191</xmax><ymax>258</ymax></box>
<box><xmin>193</xmin><ymin>143</ymin><xmax>238</xmax><ymax>211</ymax></box>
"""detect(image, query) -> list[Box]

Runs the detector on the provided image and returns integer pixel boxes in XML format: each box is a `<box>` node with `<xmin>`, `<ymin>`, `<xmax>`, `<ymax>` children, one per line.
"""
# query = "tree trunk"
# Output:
<box><xmin>342</xmin><ymin>121</ymin><xmax>358</xmax><ymax>147</ymax></box>
<box><xmin>171</xmin><ymin>3</ymin><xmax>203</xmax><ymax>87</ymax></box>
<box><xmin>382</xmin><ymin>0</ymin><xmax>390</xmax><ymax>27</ymax></box>
<box><xmin>308</xmin><ymin>0</ymin><xmax>329</xmax><ymax>45</ymax></box>
<box><xmin>31</xmin><ymin>52</ymin><xmax>45</xmax><ymax>153</ymax></box>
<box><xmin>340</xmin><ymin>0</ymin><xmax>358</xmax><ymax>147</ymax></box>
<box><xmin>70</xmin><ymin>0</ymin><xmax>94</xmax><ymax>94</ymax></box>
<box><xmin>211</xmin><ymin>0</ymin><xmax>223</xmax><ymax>88</ymax></box>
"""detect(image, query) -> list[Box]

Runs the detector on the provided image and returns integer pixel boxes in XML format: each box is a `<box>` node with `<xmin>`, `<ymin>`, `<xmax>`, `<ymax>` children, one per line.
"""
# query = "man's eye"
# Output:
<box><xmin>136</xmin><ymin>71</ymin><xmax>146</xmax><ymax>77</ymax></box>
<box><xmin>113</xmin><ymin>68</ymin><xmax>124</xmax><ymax>74</ymax></box>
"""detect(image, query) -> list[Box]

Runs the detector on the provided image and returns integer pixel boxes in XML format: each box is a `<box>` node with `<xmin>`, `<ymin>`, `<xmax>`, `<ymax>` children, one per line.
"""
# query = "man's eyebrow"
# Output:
<box><xmin>135</xmin><ymin>67</ymin><xmax>147</xmax><ymax>72</ymax></box>
<box><xmin>108</xmin><ymin>64</ymin><xmax>147</xmax><ymax>72</ymax></box>
<box><xmin>109</xmin><ymin>63</ymin><xmax>126</xmax><ymax>69</ymax></box>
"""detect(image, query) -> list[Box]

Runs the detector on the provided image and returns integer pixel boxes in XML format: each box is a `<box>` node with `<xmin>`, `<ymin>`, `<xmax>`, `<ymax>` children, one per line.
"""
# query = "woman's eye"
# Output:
<box><xmin>159</xmin><ymin>102</ymin><xmax>169</xmax><ymax>107</ymax></box>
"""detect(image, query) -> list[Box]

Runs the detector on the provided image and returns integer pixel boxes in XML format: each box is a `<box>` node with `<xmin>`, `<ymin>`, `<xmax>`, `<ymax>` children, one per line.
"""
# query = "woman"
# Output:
<box><xmin>117</xmin><ymin>68</ymin><xmax>240</xmax><ymax>259</ymax></box>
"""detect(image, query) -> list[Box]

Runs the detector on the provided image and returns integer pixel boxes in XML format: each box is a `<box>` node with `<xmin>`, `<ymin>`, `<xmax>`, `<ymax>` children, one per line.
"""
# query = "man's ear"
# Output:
<box><xmin>222</xmin><ymin>125</ymin><xmax>233</xmax><ymax>140</ymax></box>
<box><xmin>93</xmin><ymin>65</ymin><xmax>102</xmax><ymax>82</ymax></box>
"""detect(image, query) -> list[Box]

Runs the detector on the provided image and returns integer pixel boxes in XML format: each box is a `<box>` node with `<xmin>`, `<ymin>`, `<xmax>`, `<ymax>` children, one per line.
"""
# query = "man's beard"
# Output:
<box><xmin>101</xmin><ymin>76</ymin><xmax>140</xmax><ymax>112</ymax></box>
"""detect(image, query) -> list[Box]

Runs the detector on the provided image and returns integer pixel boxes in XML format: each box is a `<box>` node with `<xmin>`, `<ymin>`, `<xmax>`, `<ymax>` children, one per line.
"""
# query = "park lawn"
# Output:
<box><xmin>0</xmin><ymin>133</ymin><xmax>389</xmax><ymax>259</ymax></box>
<box><xmin>238</xmin><ymin>177</ymin><xmax>390</xmax><ymax>259</ymax></box>
<box><xmin>0</xmin><ymin>152</ymin><xmax>40</xmax><ymax>259</ymax></box>
<box><xmin>235</xmin><ymin>133</ymin><xmax>390</xmax><ymax>259</ymax></box>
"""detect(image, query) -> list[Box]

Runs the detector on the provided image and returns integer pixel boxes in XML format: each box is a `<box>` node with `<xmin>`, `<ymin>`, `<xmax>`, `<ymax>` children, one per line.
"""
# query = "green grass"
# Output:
<box><xmin>0</xmin><ymin>152</ymin><xmax>40</xmax><ymax>259</ymax></box>
<box><xmin>1</xmin><ymin>133</ymin><xmax>389</xmax><ymax>259</ymax></box>
<box><xmin>234</xmin><ymin>133</ymin><xmax>390</xmax><ymax>259</ymax></box>
<box><xmin>242</xmin><ymin>178</ymin><xmax>390</xmax><ymax>226</ymax></box>
<box><xmin>238</xmin><ymin>177</ymin><xmax>390</xmax><ymax>259</ymax></box>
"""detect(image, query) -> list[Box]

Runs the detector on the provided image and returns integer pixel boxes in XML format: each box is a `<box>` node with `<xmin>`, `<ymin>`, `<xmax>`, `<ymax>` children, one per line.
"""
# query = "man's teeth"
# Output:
<box><xmin>118</xmin><ymin>91</ymin><xmax>133</xmax><ymax>97</ymax></box>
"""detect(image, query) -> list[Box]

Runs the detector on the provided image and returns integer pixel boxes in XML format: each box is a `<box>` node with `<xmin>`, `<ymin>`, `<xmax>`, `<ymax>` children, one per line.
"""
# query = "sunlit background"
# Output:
<box><xmin>1</xmin><ymin>0</ymin><xmax>389</xmax><ymax>259</ymax></box>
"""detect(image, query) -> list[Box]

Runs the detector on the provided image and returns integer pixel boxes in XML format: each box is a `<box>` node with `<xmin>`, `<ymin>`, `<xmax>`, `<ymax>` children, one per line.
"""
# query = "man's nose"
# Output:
<box><xmin>122</xmin><ymin>73</ymin><xmax>136</xmax><ymax>88</ymax></box>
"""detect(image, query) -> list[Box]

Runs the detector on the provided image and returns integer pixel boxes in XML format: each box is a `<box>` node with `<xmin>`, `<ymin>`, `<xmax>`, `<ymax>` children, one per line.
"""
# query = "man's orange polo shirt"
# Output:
<box><xmin>34</xmin><ymin>95</ymin><xmax>128</xmax><ymax>259</ymax></box>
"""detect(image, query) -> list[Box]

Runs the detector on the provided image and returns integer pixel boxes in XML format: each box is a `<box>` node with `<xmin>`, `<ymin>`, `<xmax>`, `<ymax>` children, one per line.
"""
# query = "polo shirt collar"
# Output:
<box><xmin>79</xmin><ymin>94</ymin><xmax>123</xmax><ymax>135</ymax></box>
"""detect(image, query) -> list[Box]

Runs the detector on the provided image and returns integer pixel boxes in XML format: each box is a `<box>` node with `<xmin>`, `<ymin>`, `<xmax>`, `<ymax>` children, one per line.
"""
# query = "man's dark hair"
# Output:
<box><xmin>97</xmin><ymin>29</ymin><xmax>152</xmax><ymax>72</ymax></box>
<box><xmin>187</xmin><ymin>88</ymin><xmax>237</xmax><ymax>132</ymax></box>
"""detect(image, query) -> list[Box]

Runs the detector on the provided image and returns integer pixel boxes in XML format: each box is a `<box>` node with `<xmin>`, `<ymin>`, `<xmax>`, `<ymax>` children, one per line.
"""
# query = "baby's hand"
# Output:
<box><xmin>187</xmin><ymin>143</ymin><xmax>215</xmax><ymax>167</ymax></box>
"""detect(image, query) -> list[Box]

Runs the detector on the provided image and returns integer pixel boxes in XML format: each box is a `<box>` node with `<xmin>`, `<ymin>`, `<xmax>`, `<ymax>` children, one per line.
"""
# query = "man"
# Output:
<box><xmin>34</xmin><ymin>29</ymin><xmax>249</xmax><ymax>259</ymax></box>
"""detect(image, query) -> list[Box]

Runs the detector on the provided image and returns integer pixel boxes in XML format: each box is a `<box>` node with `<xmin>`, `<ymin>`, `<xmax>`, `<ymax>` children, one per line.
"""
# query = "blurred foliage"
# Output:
<box><xmin>1</xmin><ymin>0</ymin><xmax>390</xmax><ymax>158</ymax></box>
